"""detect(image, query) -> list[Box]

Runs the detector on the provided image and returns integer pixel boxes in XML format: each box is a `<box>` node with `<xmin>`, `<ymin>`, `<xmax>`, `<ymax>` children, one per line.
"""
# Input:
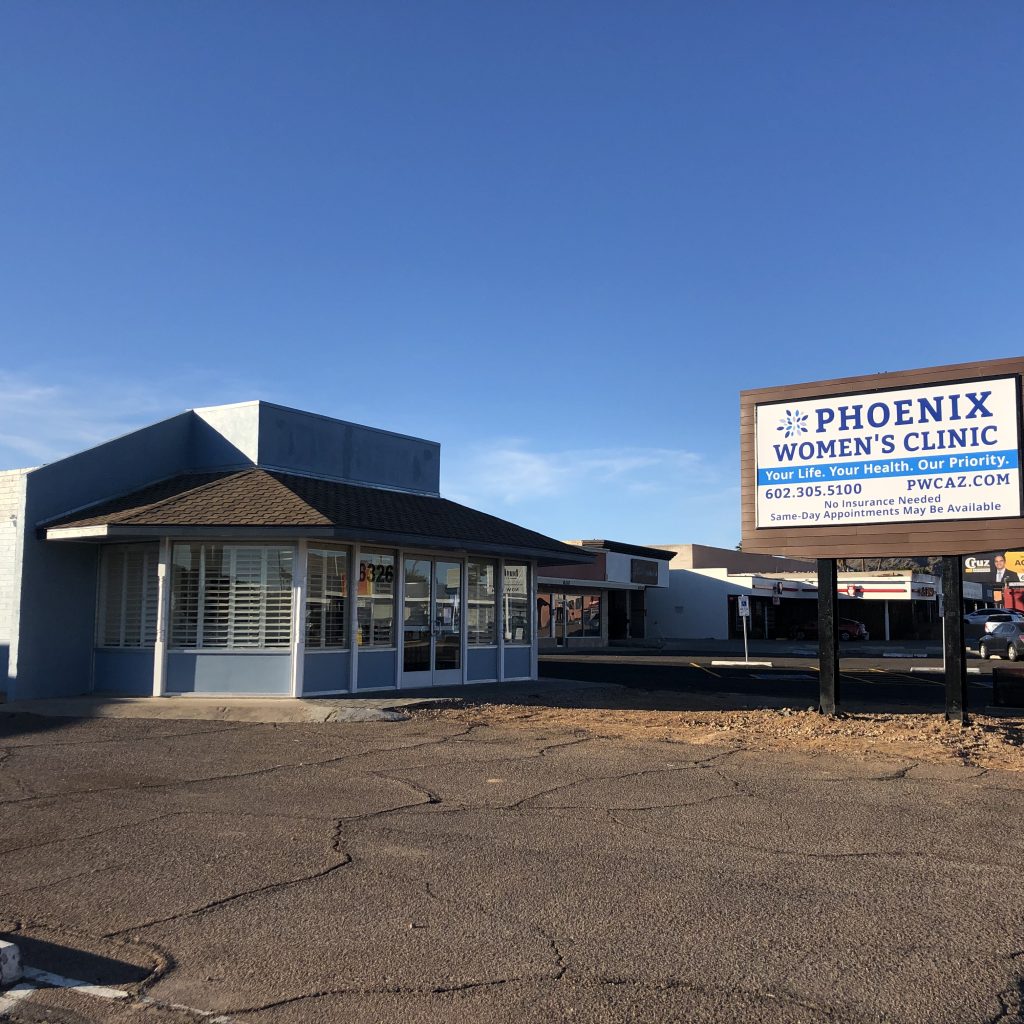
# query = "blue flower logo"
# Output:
<box><xmin>778</xmin><ymin>409</ymin><xmax>808</xmax><ymax>438</ymax></box>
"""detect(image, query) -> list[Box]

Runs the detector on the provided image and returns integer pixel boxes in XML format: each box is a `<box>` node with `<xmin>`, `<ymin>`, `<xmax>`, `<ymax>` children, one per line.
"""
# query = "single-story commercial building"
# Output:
<box><xmin>536</xmin><ymin>540</ymin><xmax>672</xmax><ymax>649</ymax></box>
<box><xmin>644</xmin><ymin>544</ymin><xmax>984</xmax><ymax>643</ymax></box>
<box><xmin>0</xmin><ymin>401</ymin><xmax>589</xmax><ymax>701</ymax></box>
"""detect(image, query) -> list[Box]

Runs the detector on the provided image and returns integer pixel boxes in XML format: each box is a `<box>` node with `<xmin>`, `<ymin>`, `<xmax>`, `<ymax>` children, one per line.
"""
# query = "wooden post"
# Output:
<box><xmin>942</xmin><ymin>554</ymin><xmax>968</xmax><ymax>724</ymax></box>
<box><xmin>817</xmin><ymin>558</ymin><xmax>840</xmax><ymax>715</ymax></box>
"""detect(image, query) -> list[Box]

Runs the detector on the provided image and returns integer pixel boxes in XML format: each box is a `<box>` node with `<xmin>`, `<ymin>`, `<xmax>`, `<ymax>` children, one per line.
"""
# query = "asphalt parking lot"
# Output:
<box><xmin>2</xmin><ymin>703</ymin><xmax>1024</xmax><ymax>1024</ymax></box>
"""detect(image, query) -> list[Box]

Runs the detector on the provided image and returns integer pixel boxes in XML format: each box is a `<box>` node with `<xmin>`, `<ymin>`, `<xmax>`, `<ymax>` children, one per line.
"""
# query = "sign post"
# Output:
<box><xmin>817</xmin><ymin>559</ymin><xmax>840</xmax><ymax>715</ymax></box>
<box><xmin>941</xmin><ymin>556</ymin><xmax>968</xmax><ymax>723</ymax></box>
<box><xmin>738</xmin><ymin>595</ymin><xmax>750</xmax><ymax>663</ymax></box>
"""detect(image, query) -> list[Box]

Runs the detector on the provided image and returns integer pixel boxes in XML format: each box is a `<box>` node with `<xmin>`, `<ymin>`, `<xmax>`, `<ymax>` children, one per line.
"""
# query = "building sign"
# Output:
<box><xmin>756</xmin><ymin>376</ymin><xmax>1022</xmax><ymax>529</ymax></box>
<box><xmin>630</xmin><ymin>558</ymin><xmax>659</xmax><ymax>585</ymax></box>
<box><xmin>503</xmin><ymin>564</ymin><xmax>527</xmax><ymax>595</ymax></box>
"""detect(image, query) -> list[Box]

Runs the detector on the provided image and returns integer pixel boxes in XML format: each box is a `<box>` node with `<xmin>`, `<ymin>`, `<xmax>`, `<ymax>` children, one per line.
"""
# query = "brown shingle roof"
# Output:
<box><xmin>45</xmin><ymin>469</ymin><xmax>590</xmax><ymax>562</ymax></box>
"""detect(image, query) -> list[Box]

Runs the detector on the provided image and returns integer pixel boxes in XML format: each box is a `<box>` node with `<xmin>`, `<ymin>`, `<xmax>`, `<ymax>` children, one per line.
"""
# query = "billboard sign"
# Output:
<box><xmin>755</xmin><ymin>376</ymin><xmax>1022</xmax><ymax>529</ymax></box>
<box><xmin>962</xmin><ymin>549</ymin><xmax>1024</xmax><ymax>584</ymax></box>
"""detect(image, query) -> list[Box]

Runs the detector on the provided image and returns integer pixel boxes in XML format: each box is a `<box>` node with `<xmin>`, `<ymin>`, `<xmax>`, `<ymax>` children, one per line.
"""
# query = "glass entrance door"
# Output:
<box><xmin>402</xmin><ymin>557</ymin><xmax>463</xmax><ymax>686</ymax></box>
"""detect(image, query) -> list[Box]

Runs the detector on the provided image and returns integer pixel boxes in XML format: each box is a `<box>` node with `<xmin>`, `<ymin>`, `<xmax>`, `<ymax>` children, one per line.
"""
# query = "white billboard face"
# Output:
<box><xmin>755</xmin><ymin>376</ymin><xmax>1022</xmax><ymax>529</ymax></box>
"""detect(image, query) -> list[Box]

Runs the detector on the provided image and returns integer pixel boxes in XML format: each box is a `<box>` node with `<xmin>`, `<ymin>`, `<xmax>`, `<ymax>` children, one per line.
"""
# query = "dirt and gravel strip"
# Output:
<box><xmin>416</xmin><ymin>701</ymin><xmax>1024</xmax><ymax>773</ymax></box>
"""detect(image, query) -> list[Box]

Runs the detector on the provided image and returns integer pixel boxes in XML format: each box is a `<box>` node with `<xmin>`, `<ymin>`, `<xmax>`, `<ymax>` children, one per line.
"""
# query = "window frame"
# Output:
<box><xmin>356</xmin><ymin>548</ymin><xmax>397</xmax><ymax>650</ymax></box>
<box><xmin>95</xmin><ymin>543</ymin><xmax>160</xmax><ymax>650</ymax></box>
<box><xmin>502</xmin><ymin>561</ymin><xmax>532</xmax><ymax>646</ymax></box>
<box><xmin>169</xmin><ymin>541</ymin><xmax>294</xmax><ymax>652</ymax></box>
<box><xmin>467</xmin><ymin>558</ymin><xmax>498</xmax><ymax>647</ymax></box>
<box><xmin>305</xmin><ymin>544</ymin><xmax>351</xmax><ymax>651</ymax></box>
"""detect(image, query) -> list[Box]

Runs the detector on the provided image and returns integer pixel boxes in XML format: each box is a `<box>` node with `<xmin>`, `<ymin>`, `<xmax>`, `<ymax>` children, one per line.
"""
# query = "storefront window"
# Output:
<box><xmin>171</xmin><ymin>543</ymin><xmax>293</xmax><ymax>649</ymax></box>
<box><xmin>582</xmin><ymin>593</ymin><xmax>602</xmax><ymax>637</ymax></box>
<box><xmin>97</xmin><ymin>544</ymin><xmax>160</xmax><ymax>648</ymax></box>
<box><xmin>537</xmin><ymin>592</ymin><xmax>554</xmax><ymax>638</ymax></box>
<box><xmin>306</xmin><ymin>546</ymin><xmax>349</xmax><ymax>649</ymax></box>
<box><xmin>502</xmin><ymin>562</ymin><xmax>530</xmax><ymax>645</ymax></box>
<box><xmin>468</xmin><ymin>559</ymin><xmax>497</xmax><ymax>645</ymax></box>
<box><xmin>565</xmin><ymin>594</ymin><xmax>584</xmax><ymax>638</ymax></box>
<box><xmin>357</xmin><ymin>550</ymin><xmax>395</xmax><ymax>647</ymax></box>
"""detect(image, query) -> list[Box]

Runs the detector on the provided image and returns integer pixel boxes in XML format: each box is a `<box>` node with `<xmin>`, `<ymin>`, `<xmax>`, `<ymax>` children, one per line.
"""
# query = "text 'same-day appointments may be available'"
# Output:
<box><xmin>755</xmin><ymin>377</ymin><xmax>1021</xmax><ymax>528</ymax></box>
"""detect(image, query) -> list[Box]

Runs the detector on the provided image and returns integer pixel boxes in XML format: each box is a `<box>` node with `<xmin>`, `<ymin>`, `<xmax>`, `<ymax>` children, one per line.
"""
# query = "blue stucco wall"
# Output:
<box><xmin>94</xmin><ymin>649</ymin><xmax>154</xmax><ymax>695</ymax></box>
<box><xmin>356</xmin><ymin>649</ymin><xmax>397</xmax><ymax>690</ymax></box>
<box><xmin>303</xmin><ymin>651</ymin><xmax>351</xmax><ymax>694</ymax></box>
<box><xmin>467</xmin><ymin>647</ymin><xmax>498</xmax><ymax>682</ymax></box>
<box><xmin>12</xmin><ymin>412</ymin><xmax>200</xmax><ymax>701</ymax></box>
<box><xmin>503</xmin><ymin>646</ymin><xmax>532</xmax><ymax>679</ymax></box>
<box><xmin>166</xmin><ymin>652</ymin><xmax>292</xmax><ymax>695</ymax></box>
<box><xmin>257</xmin><ymin>405</ymin><xmax>440</xmax><ymax>495</ymax></box>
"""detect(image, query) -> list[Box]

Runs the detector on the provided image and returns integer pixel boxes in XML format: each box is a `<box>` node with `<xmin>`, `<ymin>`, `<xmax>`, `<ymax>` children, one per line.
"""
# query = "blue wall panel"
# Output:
<box><xmin>303</xmin><ymin>651</ymin><xmax>351</xmax><ymax>694</ymax></box>
<box><xmin>166</xmin><ymin>653</ymin><xmax>291</xmax><ymax>695</ymax></box>
<box><xmin>467</xmin><ymin>647</ymin><xmax>498</xmax><ymax>682</ymax></box>
<box><xmin>356</xmin><ymin>649</ymin><xmax>397</xmax><ymax>690</ymax></box>
<box><xmin>503</xmin><ymin>647</ymin><xmax>532</xmax><ymax>679</ymax></box>
<box><xmin>93</xmin><ymin>649</ymin><xmax>154</xmax><ymax>695</ymax></box>
<box><xmin>258</xmin><ymin>405</ymin><xmax>440</xmax><ymax>494</ymax></box>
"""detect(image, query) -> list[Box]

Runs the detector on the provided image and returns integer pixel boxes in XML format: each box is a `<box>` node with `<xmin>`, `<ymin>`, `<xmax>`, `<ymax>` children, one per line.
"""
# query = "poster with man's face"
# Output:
<box><xmin>963</xmin><ymin>551</ymin><xmax>1024</xmax><ymax>584</ymax></box>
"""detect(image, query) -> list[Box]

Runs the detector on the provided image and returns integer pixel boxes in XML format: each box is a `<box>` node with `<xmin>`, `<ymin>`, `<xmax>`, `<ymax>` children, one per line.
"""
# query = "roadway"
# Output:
<box><xmin>539</xmin><ymin>650</ymin><xmax>1003</xmax><ymax>713</ymax></box>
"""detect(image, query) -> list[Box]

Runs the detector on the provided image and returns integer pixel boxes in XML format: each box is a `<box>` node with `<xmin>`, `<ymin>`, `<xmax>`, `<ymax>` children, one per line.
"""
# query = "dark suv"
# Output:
<box><xmin>790</xmin><ymin>618</ymin><xmax>869</xmax><ymax>641</ymax></box>
<box><xmin>978</xmin><ymin>621</ymin><xmax>1024</xmax><ymax>661</ymax></box>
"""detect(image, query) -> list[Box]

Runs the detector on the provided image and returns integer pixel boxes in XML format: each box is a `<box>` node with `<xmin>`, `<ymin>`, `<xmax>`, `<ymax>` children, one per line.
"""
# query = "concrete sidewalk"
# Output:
<box><xmin>0</xmin><ymin>679</ymin><xmax>619</xmax><ymax>725</ymax></box>
<box><xmin>0</xmin><ymin>694</ymin><xmax>450</xmax><ymax>724</ymax></box>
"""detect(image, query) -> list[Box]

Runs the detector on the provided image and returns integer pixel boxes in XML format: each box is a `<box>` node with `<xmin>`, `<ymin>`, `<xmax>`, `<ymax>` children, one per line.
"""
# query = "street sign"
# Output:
<box><xmin>738</xmin><ymin>595</ymin><xmax>750</xmax><ymax>617</ymax></box>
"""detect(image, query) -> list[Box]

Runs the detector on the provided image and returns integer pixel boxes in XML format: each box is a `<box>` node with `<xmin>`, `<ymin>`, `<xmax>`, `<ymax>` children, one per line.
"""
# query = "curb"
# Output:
<box><xmin>710</xmin><ymin>660</ymin><xmax>774</xmax><ymax>668</ymax></box>
<box><xmin>908</xmin><ymin>666</ymin><xmax>983</xmax><ymax>676</ymax></box>
<box><xmin>0</xmin><ymin>939</ymin><xmax>22</xmax><ymax>986</ymax></box>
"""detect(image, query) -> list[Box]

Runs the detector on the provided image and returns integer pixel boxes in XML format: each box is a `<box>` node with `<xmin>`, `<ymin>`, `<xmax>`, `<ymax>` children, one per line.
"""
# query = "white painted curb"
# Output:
<box><xmin>908</xmin><ymin>666</ymin><xmax>982</xmax><ymax>676</ymax></box>
<box><xmin>0</xmin><ymin>939</ymin><xmax>22</xmax><ymax>986</ymax></box>
<box><xmin>710</xmin><ymin>660</ymin><xmax>774</xmax><ymax>668</ymax></box>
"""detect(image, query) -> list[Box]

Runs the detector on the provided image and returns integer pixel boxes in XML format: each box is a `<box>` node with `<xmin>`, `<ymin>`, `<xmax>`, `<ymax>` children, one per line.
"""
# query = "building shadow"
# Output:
<box><xmin>0</xmin><ymin>932</ymin><xmax>152</xmax><ymax>988</ymax></box>
<box><xmin>0</xmin><ymin>711</ymin><xmax>85</xmax><ymax>742</ymax></box>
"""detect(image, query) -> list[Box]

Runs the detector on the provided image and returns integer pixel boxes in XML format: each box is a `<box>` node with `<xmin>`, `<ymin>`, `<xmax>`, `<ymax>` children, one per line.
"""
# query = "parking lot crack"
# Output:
<box><xmin>0</xmin><ymin>810</ymin><xmax>185</xmax><ymax>857</ymax></box>
<box><xmin>0</xmin><ymin>732</ymin><xmax>475</xmax><ymax>809</ymax></box>
<box><xmin>604</xmin><ymin>813</ymin><xmax>1015</xmax><ymax>870</ymax></box>
<box><xmin>223</xmin><ymin>977</ymin><xmax>528</xmax><ymax>1013</ymax></box>
<box><xmin>345</xmin><ymin>772</ymin><xmax>441</xmax><ymax>816</ymax></box>
<box><xmin>505</xmin><ymin>760</ymin><xmax>734</xmax><ymax>811</ymax></box>
<box><xmin>104</xmin><ymin>823</ymin><xmax>354</xmax><ymax>938</ymax></box>
<box><xmin>0</xmin><ymin>722</ymin><xmax>251</xmax><ymax>750</ymax></box>
<box><xmin>0</xmin><ymin>860</ymin><xmax>128</xmax><ymax>898</ymax></box>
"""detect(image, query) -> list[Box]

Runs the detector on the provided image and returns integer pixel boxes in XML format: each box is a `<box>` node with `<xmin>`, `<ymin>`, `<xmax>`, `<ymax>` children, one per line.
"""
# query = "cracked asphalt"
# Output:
<box><xmin>2</xmin><ymin>711</ymin><xmax>1024</xmax><ymax>1023</ymax></box>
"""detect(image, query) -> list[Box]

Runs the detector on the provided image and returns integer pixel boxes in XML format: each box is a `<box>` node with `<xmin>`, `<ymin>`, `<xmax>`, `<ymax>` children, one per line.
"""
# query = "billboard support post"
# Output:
<box><xmin>942</xmin><ymin>556</ymin><xmax>968</xmax><ymax>723</ymax></box>
<box><xmin>817</xmin><ymin>558</ymin><xmax>840</xmax><ymax>715</ymax></box>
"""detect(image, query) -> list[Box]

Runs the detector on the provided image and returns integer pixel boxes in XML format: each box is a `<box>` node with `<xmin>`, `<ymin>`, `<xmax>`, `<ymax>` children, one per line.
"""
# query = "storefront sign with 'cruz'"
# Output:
<box><xmin>755</xmin><ymin>376</ymin><xmax>1022</xmax><ymax>529</ymax></box>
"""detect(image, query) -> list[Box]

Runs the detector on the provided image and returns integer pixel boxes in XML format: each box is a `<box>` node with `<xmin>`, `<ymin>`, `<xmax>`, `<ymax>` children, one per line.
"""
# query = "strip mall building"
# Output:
<box><xmin>543</xmin><ymin>544</ymin><xmax>984</xmax><ymax>644</ymax></box>
<box><xmin>0</xmin><ymin>402</ymin><xmax>589</xmax><ymax>701</ymax></box>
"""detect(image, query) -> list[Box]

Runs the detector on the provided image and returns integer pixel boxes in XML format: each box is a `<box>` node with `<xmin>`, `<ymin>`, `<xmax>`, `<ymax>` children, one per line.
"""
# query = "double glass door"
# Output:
<box><xmin>402</xmin><ymin>557</ymin><xmax>463</xmax><ymax>686</ymax></box>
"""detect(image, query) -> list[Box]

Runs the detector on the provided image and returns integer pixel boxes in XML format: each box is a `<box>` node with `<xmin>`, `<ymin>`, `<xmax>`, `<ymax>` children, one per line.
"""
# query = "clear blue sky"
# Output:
<box><xmin>2</xmin><ymin>1</ymin><xmax>1022</xmax><ymax>548</ymax></box>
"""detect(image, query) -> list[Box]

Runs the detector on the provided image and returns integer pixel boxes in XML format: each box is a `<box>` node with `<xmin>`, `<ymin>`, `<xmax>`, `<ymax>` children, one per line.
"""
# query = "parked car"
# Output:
<box><xmin>982</xmin><ymin>612</ymin><xmax>1024</xmax><ymax>633</ymax></box>
<box><xmin>790</xmin><ymin>618</ymin><xmax>869</xmax><ymax>641</ymax></box>
<box><xmin>964</xmin><ymin>607</ymin><xmax>1023</xmax><ymax>626</ymax></box>
<box><xmin>977</xmin><ymin>621</ymin><xmax>1024</xmax><ymax>661</ymax></box>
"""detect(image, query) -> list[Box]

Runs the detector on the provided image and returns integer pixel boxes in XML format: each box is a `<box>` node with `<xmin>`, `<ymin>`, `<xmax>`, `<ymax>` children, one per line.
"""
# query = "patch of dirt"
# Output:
<box><xmin>416</xmin><ymin>702</ymin><xmax>1024</xmax><ymax>772</ymax></box>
